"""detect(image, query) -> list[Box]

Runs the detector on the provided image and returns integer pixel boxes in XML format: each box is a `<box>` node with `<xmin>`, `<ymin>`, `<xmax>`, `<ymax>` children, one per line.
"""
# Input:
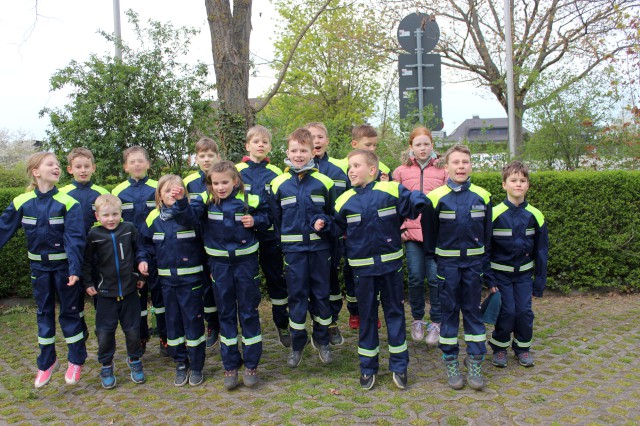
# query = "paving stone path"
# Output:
<box><xmin>0</xmin><ymin>293</ymin><xmax>638</xmax><ymax>425</ymax></box>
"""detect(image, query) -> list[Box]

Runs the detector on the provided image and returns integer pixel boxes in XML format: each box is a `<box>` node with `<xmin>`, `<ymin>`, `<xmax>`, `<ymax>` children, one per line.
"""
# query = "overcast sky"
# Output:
<box><xmin>0</xmin><ymin>1</ymin><xmax>505</xmax><ymax>141</ymax></box>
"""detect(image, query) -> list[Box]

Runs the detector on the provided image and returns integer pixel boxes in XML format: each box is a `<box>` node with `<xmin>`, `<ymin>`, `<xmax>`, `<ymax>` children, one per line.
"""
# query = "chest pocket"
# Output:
<box><xmin>439</xmin><ymin>210</ymin><xmax>456</xmax><ymax>221</ymax></box>
<box><xmin>470</xmin><ymin>205</ymin><xmax>486</xmax><ymax>221</ymax></box>
<box><xmin>281</xmin><ymin>196</ymin><xmax>297</xmax><ymax>209</ymax></box>
<box><xmin>310</xmin><ymin>194</ymin><xmax>325</xmax><ymax>207</ymax></box>
<box><xmin>377</xmin><ymin>207</ymin><xmax>397</xmax><ymax>221</ymax></box>
<box><xmin>346</xmin><ymin>214</ymin><xmax>362</xmax><ymax>228</ymax></box>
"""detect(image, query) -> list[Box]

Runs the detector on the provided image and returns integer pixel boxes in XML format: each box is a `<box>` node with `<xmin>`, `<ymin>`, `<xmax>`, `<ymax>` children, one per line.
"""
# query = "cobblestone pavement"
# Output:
<box><xmin>0</xmin><ymin>293</ymin><xmax>639</xmax><ymax>425</ymax></box>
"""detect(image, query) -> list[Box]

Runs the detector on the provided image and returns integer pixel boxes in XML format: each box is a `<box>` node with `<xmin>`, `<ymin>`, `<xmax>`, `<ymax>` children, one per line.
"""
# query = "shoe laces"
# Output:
<box><xmin>130</xmin><ymin>360</ymin><xmax>142</xmax><ymax>372</ymax></box>
<box><xmin>224</xmin><ymin>369</ymin><xmax>237</xmax><ymax>377</ymax></box>
<box><xmin>445</xmin><ymin>362</ymin><xmax>460</xmax><ymax>377</ymax></box>
<box><xmin>519</xmin><ymin>352</ymin><xmax>532</xmax><ymax>362</ymax></box>
<box><xmin>67</xmin><ymin>363</ymin><xmax>81</xmax><ymax>377</ymax></box>
<box><xmin>495</xmin><ymin>351</ymin><xmax>507</xmax><ymax>361</ymax></box>
<box><xmin>280</xmin><ymin>328</ymin><xmax>290</xmax><ymax>336</ymax></box>
<box><xmin>427</xmin><ymin>322</ymin><xmax>440</xmax><ymax>333</ymax></box>
<box><xmin>467</xmin><ymin>358</ymin><xmax>482</xmax><ymax>376</ymax></box>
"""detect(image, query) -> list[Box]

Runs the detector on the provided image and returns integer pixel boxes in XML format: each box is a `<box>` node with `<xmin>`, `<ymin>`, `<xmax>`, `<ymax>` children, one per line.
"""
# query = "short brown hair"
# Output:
<box><xmin>348</xmin><ymin>149</ymin><xmax>379</xmax><ymax>170</ymax></box>
<box><xmin>206</xmin><ymin>161</ymin><xmax>244</xmax><ymax>205</ymax></box>
<box><xmin>246</xmin><ymin>125</ymin><xmax>272</xmax><ymax>144</ymax></box>
<box><xmin>351</xmin><ymin>124</ymin><xmax>377</xmax><ymax>141</ymax></box>
<box><xmin>444</xmin><ymin>144</ymin><xmax>471</xmax><ymax>164</ymax></box>
<box><xmin>156</xmin><ymin>174</ymin><xmax>187</xmax><ymax>208</ymax></box>
<box><xmin>123</xmin><ymin>146</ymin><xmax>149</xmax><ymax>163</ymax></box>
<box><xmin>94</xmin><ymin>194</ymin><xmax>122</xmax><ymax>213</ymax></box>
<box><xmin>67</xmin><ymin>147</ymin><xmax>95</xmax><ymax>165</ymax></box>
<box><xmin>195</xmin><ymin>137</ymin><xmax>219</xmax><ymax>154</ymax></box>
<box><xmin>287</xmin><ymin>128</ymin><xmax>313</xmax><ymax>148</ymax></box>
<box><xmin>502</xmin><ymin>160</ymin><xmax>530</xmax><ymax>182</ymax></box>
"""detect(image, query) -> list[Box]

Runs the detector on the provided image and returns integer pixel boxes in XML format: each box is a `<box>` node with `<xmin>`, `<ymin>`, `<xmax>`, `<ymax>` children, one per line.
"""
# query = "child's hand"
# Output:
<box><xmin>139</xmin><ymin>261</ymin><xmax>149</xmax><ymax>276</ymax></box>
<box><xmin>489</xmin><ymin>286</ymin><xmax>498</xmax><ymax>294</ymax></box>
<box><xmin>380</xmin><ymin>172</ymin><xmax>389</xmax><ymax>182</ymax></box>
<box><xmin>314</xmin><ymin>219</ymin><xmax>325</xmax><ymax>231</ymax></box>
<box><xmin>241</xmin><ymin>215</ymin><xmax>254</xmax><ymax>228</ymax></box>
<box><xmin>171</xmin><ymin>186</ymin><xmax>185</xmax><ymax>200</ymax></box>
<box><xmin>137</xmin><ymin>280</ymin><xmax>145</xmax><ymax>289</ymax></box>
<box><xmin>86</xmin><ymin>287</ymin><xmax>97</xmax><ymax>296</ymax></box>
<box><xmin>67</xmin><ymin>275</ymin><xmax>79</xmax><ymax>287</ymax></box>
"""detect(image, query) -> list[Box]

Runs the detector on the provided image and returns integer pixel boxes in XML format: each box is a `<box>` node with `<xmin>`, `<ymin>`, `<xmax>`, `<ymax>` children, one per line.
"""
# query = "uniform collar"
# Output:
<box><xmin>35</xmin><ymin>186</ymin><xmax>58</xmax><ymax>198</ymax></box>
<box><xmin>504</xmin><ymin>198</ymin><xmax>528</xmax><ymax>209</ymax></box>
<box><xmin>72</xmin><ymin>180</ymin><xmax>93</xmax><ymax>189</ymax></box>
<box><xmin>128</xmin><ymin>176</ymin><xmax>149</xmax><ymax>186</ymax></box>
<box><xmin>354</xmin><ymin>181</ymin><xmax>376</xmax><ymax>193</ymax></box>
<box><xmin>447</xmin><ymin>178</ymin><xmax>471</xmax><ymax>192</ymax></box>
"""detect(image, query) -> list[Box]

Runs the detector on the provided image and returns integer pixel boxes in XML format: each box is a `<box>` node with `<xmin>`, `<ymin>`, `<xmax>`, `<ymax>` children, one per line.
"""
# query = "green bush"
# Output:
<box><xmin>0</xmin><ymin>172</ymin><xmax>639</xmax><ymax>297</ymax></box>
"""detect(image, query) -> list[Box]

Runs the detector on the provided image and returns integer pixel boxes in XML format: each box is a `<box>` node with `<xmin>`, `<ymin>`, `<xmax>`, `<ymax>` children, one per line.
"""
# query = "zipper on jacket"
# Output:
<box><xmin>111</xmin><ymin>231</ymin><xmax>124</xmax><ymax>298</ymax></box>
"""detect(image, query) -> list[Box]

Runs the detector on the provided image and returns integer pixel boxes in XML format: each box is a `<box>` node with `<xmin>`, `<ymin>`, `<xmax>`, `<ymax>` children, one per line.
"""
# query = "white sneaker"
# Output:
<box><xmin>410</xmin><ymin>320</ymin><xmax>425</xmax><ymax>341</ymax></box>
<box><xmin>425</xmin><ymin>322</ymin><xmax>440</xmax><ymax>347</ymax></box>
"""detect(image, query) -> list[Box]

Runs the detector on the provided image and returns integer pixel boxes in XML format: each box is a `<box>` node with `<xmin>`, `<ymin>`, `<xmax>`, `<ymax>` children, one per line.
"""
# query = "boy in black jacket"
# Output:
<box><xmin>83</xmin><ymin>194</ymin><xmax>145</xmax><ymax>389</ymax></box>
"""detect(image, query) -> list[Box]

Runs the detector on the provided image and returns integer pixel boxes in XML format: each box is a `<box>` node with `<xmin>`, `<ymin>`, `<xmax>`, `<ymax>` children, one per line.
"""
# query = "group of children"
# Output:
<box><xmin>0</xmin><ymin>122</ymin><xmax>548</xmax><ymax>392</ymax></box>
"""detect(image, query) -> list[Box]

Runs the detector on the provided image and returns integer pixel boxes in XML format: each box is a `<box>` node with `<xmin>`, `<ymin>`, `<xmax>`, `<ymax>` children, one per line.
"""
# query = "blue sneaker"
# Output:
<box><xmin>126</xmin><ymin>358</ymin><xmax>145</xmax><ymax>384</ymax></box>
<box><xmin>100</xmin><ymin>363</ymin><xmax>116</xmax><ymax>389</ymax></box>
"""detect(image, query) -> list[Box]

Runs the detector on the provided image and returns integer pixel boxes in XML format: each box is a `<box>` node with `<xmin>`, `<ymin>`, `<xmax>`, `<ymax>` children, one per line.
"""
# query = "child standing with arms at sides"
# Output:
<box><xmin>184</xmin><ymin>137</ymin><xmax>221</xmax><ymax>348</ymax></box>
<box><xmin>235</xmin><ymin>126</ymin><xmax>290</xmax><ymax>347</ymax></box>
<box><xmin>82</xmin><ymin>194</ymin><xmax>145</xmax><ymax>389</ymax></box>
<box><xmin>111</xmin><ymin>146</ymin><xmax>167</xmax><ymax>356</ymax></box>
<box><xmin>487</xmin><ymin>161</ymin><xmax>548</xmax><ymax>369</ymax></box>
<box><xmin>139</xmin><ymin>175</ymin><xmax>206</xmax><ymax>387</ymax></box>
<box><xmin>191</xmin><ymin>161</ymin><xmax>270</xmax><ymax>390</ymax></box>
<box><xmin>421</xmin><ymin>145</ymin><xmax>492</xmax><ymax>391</ymax></box>
<box><xmin>270</xmin><ymin>128</ymin><xmax>336</xmax><ymax>368</ymax></box>
<box><xmin>334</xmin><ymin>150</ymin><xmax>427</xmax><ymax>390</ymax></box>
<box><xmin>0</xmin><ymin>152</ymin><xmax>87</xmax><ymax>388</ymax></box>
<box><xmin>349</xmin><ymin>124</ymin><xmax>392</xmax><ymax>182</ymax></box>
<box><xmin>305</xmin><ymin>122</ymin><xmax>351</xmax><ymax>346</ymax></box>
<box><xmin>392</xmin><ymin>127</ymin><xmax>447</xmax><ymax>346</ymax></box>
<box><xmin>59</xmin><ymin>147</ymin><xmax>109</xmax><ymax>342</ymax></box>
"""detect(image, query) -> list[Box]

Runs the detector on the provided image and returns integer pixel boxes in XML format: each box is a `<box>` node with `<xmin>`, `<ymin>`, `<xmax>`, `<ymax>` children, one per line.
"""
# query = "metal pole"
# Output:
<box><xmin>415</xmin><ymin>28</ymin><xmax>424</xmax><ymax>124</ymax></box>
<box><xmin>113</xmin><ymin>0</ymin><xmax>122</xmax><ymax>60</ymax></box>
<box><xmin>504</xmin><ymin>0</ymin><xmax>516</xmax><ymax>157</ymax></box>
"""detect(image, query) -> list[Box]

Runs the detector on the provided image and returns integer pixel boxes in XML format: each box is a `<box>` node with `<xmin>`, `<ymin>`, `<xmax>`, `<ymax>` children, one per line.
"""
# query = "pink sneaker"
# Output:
<box><xmin>34</xmin><ymin>359</ymin><xmax>59</xmax><ymax>388</ymax></box>
<box><xmin>64</xmin><ymin>362</ymin><xmax>83</xmax><ymax>385</ymax></box>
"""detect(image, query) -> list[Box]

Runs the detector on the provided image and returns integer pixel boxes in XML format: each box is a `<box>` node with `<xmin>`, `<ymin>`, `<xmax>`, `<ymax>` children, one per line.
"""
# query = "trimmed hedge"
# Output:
<box><xmin>0</xmin><ymin>172</ymin><xmax>639</xmax><ymax>297</ymax></box>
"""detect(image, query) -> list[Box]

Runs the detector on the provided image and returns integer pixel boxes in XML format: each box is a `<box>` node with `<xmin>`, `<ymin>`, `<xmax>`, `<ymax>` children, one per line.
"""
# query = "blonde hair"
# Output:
<box><xmin>94</xmin><ymin>194</ymin><xmax>122</xmax><ymax>214</ymax></box>
<box><xmin>246</xmin><ymin>125</ymin><xmax>272</xmax><ymax>144</ymax></box>
<box><xmin>206</xmin><ymin>161</ymin><xmax>244</xmax><ymax>205</ymax></box>
<box><xmin>304</xmin><ymin>122</ymin><xmax>328</xmax><ymax>137</ymax></box>
<box><xmin>156</xmin><ymin>174</ymin><xmax>187</xmax><ymax>208</ymax></box>
<box><xmin>67</xmin><ymin>147</ymin><xmax>95</xmax><ymax>166</ymax></box>
<box><xmin>287</xmin><ymin>128</ymin><xmax>313</xmax><ymax>148</ymax></box>
<box><xmin>348</xmin><ymin>149</ymin><xmax>379</xmax><ymax>170</ymax></box>
<box><xmin>402</xmin><ymin>126</ymin><xmax>434</xmax><ymax>166</ymax></box>
<box><xmin>123</xmin><ymin>146</ymin><xmax>149</xmax><ymax>163</ymax></box>
<box><xmin>195</xmin><ymin>137</ymin><xmax>219</xmax><ymax>154</ymax></box>
<box><xmin>26</xmin><ymin>152</ymin><xmax>58</xmax><ymax>191</ymax></box>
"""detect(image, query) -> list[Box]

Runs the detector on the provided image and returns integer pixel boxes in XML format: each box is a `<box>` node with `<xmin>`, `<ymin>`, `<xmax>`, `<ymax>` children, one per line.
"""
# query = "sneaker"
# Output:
<box><xmin>392</xmin><ymin>371</ymin><xmax>408</xmax><ymax>390</ymax></box>
<box><xmin>287</xmin><ymin>349</ymin><xmax>304</xmax><ymax>368</ymax></box>
<box><xmin>464</xmin><ymin>354</ymin><xmax>485</xmax><ymax>390</ymax></box>
<box><xmin>174</xmin><ymin>363</ymin><xmax>190</xmax><ymax>387</ymax></box>
<box><xmin>64</xmin><ymin>362</ymin><xmax>82</xmax><ymax>385</ymax></box>
<box><xmin>328</xmin><ymin>322</ymin><xmax>344</xmax><ymax>346</ymax></box>
<box><xmin>492</xmin><ymin>351</ymin><xmax>508</xmax><ymax>368</ymax></box>
<box><xmin>223</xmin><ymin>369</ymin><xmax>238</xmax><ymax>390</ymax></box>
<box><xmin>411</xmin><ymin>320</ymin><xmax>425</xmax><ymax>341</ymax></box>
<box><xmin>317</xmin><ymin>343</ymin><xmax>333</xmax><ymax>364</ymax></box>
<box><xmin>277</xmin><ymin>327</ymin><xmax>291</xmax><ymax>348</ymax></box>
<box><xmin>206</xmin><ymin>328</ymin><xmax>219</xmax><ymax>348</ymax></box>
<box><xmin>516</xmin><ymin>351</ymin><xmax>535</xmax><ymax>367</ymax></box>
<box><xmin>159</xmin><ymin>338</ymin><xmax>170</xmax><ymax>357</ymax></box>
<box><xmin>126</xmin><ymin>357</ymin><xmax>146</xmax><ymax>384</ymax></box>
<box><xmin>349</xmin><ymin>315</ymin><xmax>360</xmax><ymax>329</ymax></box>
<box><xmin>425</xmin><ymin>322</ymin><xmax>440</xmax><ymax>347</ymax></box>
<box><xmin>360</xmin><ymin>373</ymin><xmax>375</xmax><ymax>390</ymax></box>
<box><xmin>100</xmin><ymin>363</ymin><xmax>116</xmax><ymax>389</ymax></box>
<box><xmin>443</xmin><ymin>354</ymin><xmax>464</xmax><ymax>390</ymax></box>
<box><xmin>189</xmin><ymin>370</ymin><xmax>204</xmax><ymax>386</ymax></box>
<box><xmin>243</xmin><ymin>368</ymin><xmax>259</xmax><ymax>388</ymax></box>
<box><xmin>34</xmin><ymin>360</ymin><xmax>58</xmax><ymax>389</ymax></box>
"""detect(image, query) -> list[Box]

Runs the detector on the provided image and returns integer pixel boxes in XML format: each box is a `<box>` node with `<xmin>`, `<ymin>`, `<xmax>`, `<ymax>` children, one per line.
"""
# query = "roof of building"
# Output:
<box><xmin>446</xmin><ymin>116</ymin><xmax>529</xmax><ymax>143</ymax></box>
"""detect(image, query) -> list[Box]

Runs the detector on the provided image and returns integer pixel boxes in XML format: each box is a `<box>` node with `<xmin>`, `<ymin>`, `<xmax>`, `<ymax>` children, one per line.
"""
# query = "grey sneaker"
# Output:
<box><xmin>411</xmin><ymin>320</ymin><xmax>425</xmax><ymax>341</ymax></box>
<box><xmin>223</xmin><ymin>369</ymin><xmax>238</xmax><ymax>390</ymax></box>
<box><xmin>392</xmin><ymin>371</ymin><xmax>408</xmax><ymax>390</ymax></box>
<box><xmin>516</xmin><ymin>351</ymin><xmax>535</xmax><ymax>367</ymax></box>
<box><xmin>287</xmin><ymin>349</ymin><xmax>304</xmax><ymax>368</ymax></box>
<box><xmin>189</xmin><ymin>370</ymin><xmax>204</xmax><ymax>386</ymax></box>
<box><xmin>464</xmin><ymin>354</ymin><xmax>485</xmax><ymax>390</ymax></box>
<box><xmin>492</xmin><ymin>351</ymin><xmax>508</xmax><ymax>368</ymax></box>
<box><xmin>328</xmin><ymin>322</ymin><xmax>344</xmax><ymax>346</ymax></box>
<box><xmin>443</xmin><ymin>354</ymin><xmax>464</xmax><ymax>390</ymax></box>
<box><xmin>360</xmin><ymin>373</ymin><xmax>375</xmax><ymax>390</ymax></box>
<box><xmin>243</xmin><ymin>368</ymin><xmax>259</xmax><ymax>388</ymax></box>
<box><xmin>277</xmin><ymin>327</ymin><xmax>291</xmax><ymax>348</ymax></box>
<box><xmin>174</xmin><ymin>363</ymin><xmax>190</xmax><ymax>387</ymax></box>
<box><xmin>425</xmin><ymin>322</ymin><xmax>440</xmax><ymax>347</ymax></box>
<box><xmin>317</xmin><ymin>343</ymin><xmax>332</xmax><ymax>364</ymax></box>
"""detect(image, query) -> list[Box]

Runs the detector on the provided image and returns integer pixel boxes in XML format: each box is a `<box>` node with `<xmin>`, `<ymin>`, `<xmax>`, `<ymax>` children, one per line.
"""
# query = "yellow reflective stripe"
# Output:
<box><xmin>329</xmin><ymin>294</ymin><xmax>343</xmax><ymax>302</ymax></box>
<box><xmin>186</xmin><ymin>335</ymin><xmax>206</xmax><ymax>347</ymax></box>
<box><xmin>153</xmin><ymin>233</ymin><xmax>165</xmax><ymax>241</ymax></box>
<box><xmin>28</xmin><ymin>252</ymin><xmax>42</xmax><ymax>261</ymax></box>
<box><xmin>345</xmin><ymin>295</ymin><xmax>357</xmax><ymax>303</ymax></box>
<box><xmin>289</xmin><ymin>319</ymin><xmax>306</xmax><ymax>330</ymax></box>
<box><xmin>467</xmin><ymin>247</ymin><xmax>485</xmax><ymax>256</ymax></box>
<box><xmin>309</xmin><ymin>233</ymin><xmax>321</xmax><ymax>241</ymax></box>
<box><xmin>176</xmin><ymin>231</ymin><xmax>196</xmax><ymax>239</ymax></box>
<box><xmin>236</xmin><ymin>243</ymin><xmax>259</xmax><ymax>256</ymax></box>
<box><xmin>310</xmin><ymin>195</ymin><xmax>325</xmax><ymax>203</ymax></box>
<box><xmin>514</xmin><ymin>338</ymin><xmax>532</xmax><ymax>348</ymax></box>
<box><xmin>38</xmin><ymin>336</ymin><xmax>56</xmax><ymax>345</ymax></box>
<box><xmin>388</xmin><ymin>340</ymin><xmax>408</xmax><ymax>354</ymax></box>
<box><xmin>204</xmin><ymin>306</ymin><xmax>217</xmax><ymax>313</ymax></box>
<box><xmin>192</xmin><ymin>285</ymin><xmax>202</xmax><ymax>291</ymax></box>
<box><xmin>271</xmin><ymin>297</ymin><xmax>288</xmax><ymax>306</ymax></box>
<box><xmin>491</xmin><ymin>262</ymin><xmax>514</xmax><ymax>272</ymax></box>
<box><xmin>140</xmin><ymin>310</ymin><xmax>148</xmax><ymax>317</ymax></box>
<box><xmin>167</xmin><ymin>336</ymin><xmax>186</xmax><ymax>346</ymax></box>
<box><xmin>205</xmin><ymin>247</ymin><xmax>229</xmax><ymax>257</ymax></box>
<box><xmin>281</xmin><ymin>234</ymin><xmax>303</xmax><ymax>243</ymax></box>
<box><xmin>121</xmin><ymin>203</ymin><xmax>134</xmax><ymax>210</ymax></box>
<box><xmin>470</xmin><ymin>211</ymin><xmax>485</xmax><ymax>218</ymax></box>
<box><xmin>489</xmin><ymin>338</ymin><xmax>511</xmax><ymax>348</ymax></box>
<box><xmin>439</xmin><ymin>211</ymin><xmax>455</xmax><ymax>220</ymax></box>
<box><xmin>525</xmin><ymin>228</ymin><xmax>535</xmax><ymax>236</ymax></box>
<box><xmin>493</xmin><ymin>229</ymin><xmax>512</xmax><ymax>237</ymax></box>
<box><xmin>358</xmin><ymin>346</ymin><xmax>380</xmax><ymax>357</ymax></box>
<box><xmin>65</xmin><ymin>331</ymin><xmax>84</xmax><ymax>344</ymax></box>
<box><xmin>313</xmin><ymin>315</ymin><xmax>332</xmax><ymax>326</ymax></box>
<box><xmin>520</xmin><ymin>261</ymin><xmax>534</xmax><ymax>271</ymax></box>
<box><xmin>49</xmin><ymin>218</ymin><xmax>64</xmax><ymax>225</ymax></box>
<box><xmin>346</xmin><ymin>214</ymin><xmax>361</xmax><ymax>223</ymax></box>
<box><xmin>281</xmin><ymin>197</ymin><xmax>296</xmax><ymax>206</ymax></box>
<box><xmin>439</xmin><ymin>336</ymin><xmax>458</xmax><ymax>345</ymax></box>
<box><xmin>435</xmin><ymin>248</ymin><xmax>460</xmax><ymax>257</ymax></box>
<box><xmin>79</xmin><ymin>311</ymin><xmax>85</xmax><ymax>318</ymax></box>
<box><xmin>154</xmin><ymin>307</ymin><xmax>165</xmax><ymax>314</ymax></box>
<box><xmin>242</xmin><ymin>335</ymin><xmax>263</xmax><ymax>346</ymax></box>
<box><xmin>465</xmin><ymin>334</ymin><xmax>486</xmax><ymax>342</ymax></box>
<box><xmin>377</xmin><ymin>207</ymin><xmax>396</xmax><ymax>217</ymax></box>
<box><xmin>348</xmin><ymin>257</ymin><xmax>374</xmax><ymax>267</ymax></box>
<box><xmin>381</xmin><ymin>249</ymin><xmax>403</xmax><ymax>262</ymax></box>
<box><xmin>22</xmin><ymin>217</ymin><xmax>37</xmax><ymax>225</ymax></box>
<box><xmin>208</xmin><ymin>212</ymin><xmax>223</xmax><ymax>220</ymax></box>
<box><xmin>220</xmin><ymin>336</ymin><xmax>238</xmax><ymax>346</ymax></box>
<box><xmin>158</xmin><ymin>268</ymin><xmax>171</xmax><ymax>276</ymax></box>
<box><xmin>178</xmin><ymin>266</ymin><xmax>203</xmax><ymax>275</ymax></box>
<box><xmin>28</xmin><ymin>252</ymin><xmax>68</xmax><ymax>261</ymax></box>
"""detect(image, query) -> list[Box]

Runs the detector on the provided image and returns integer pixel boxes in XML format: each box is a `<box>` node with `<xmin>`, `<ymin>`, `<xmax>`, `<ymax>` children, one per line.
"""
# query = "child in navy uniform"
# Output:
<box><xmin>334</xmin><ymin>150</ymin><xmax>427</xmax><ymax>390</ymax></box>
<box><xmin>0</xmin><ymin>152</ymin><xmax>87</xmax><ymax>388</ymax></box>
<box><xmin>487</xmin><ymin>161</ymin><xmax>548</xmax><ymax>368</ymax></box>
<box><xmin>83</xmin><ymin>194</ymin><xmax>145</xmax><ymax>388</ymax></box>
<box><xmin>139</xmin><ymin>175</ymin><xmax>206</xmax><ymax>386</ymax></box>
<box><xmin>421</xmin><ymin>144</ymin><xmax>492</xmax><ymax>391</ymax></box>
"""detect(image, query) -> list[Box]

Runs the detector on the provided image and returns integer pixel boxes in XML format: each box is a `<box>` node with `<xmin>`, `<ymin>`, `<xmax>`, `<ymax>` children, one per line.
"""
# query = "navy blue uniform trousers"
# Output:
<box><xmin>95</xmin><ymin>291</ymin><xmax>142</xmax><ymax>365</ymax></box>
<box><xmin>259</xmin><ymin>239</ymin><xmax>289</xmax><ymax>330</ymax></box>
<box><xmin>328</xmin><ymin>239</ymin><xmax>358</xmax><ymax>320</ymax></box>
<box><xmin>355</xmin><ymin>269</ymin><xmax>408</xmax><ymax>375</ymax></box>
<box><xmin>209</xmin><ymin>256</ymin><xmax>262</xmax><ymax>371</ymax></box>
<box><xmin>32</xmin><ymin>269</ymin><xmax>87</xmax><ymax>370</ymax></box>
<box><xmin>139</xmin><ymin>265</ymin><xmax>167</xmax><ymax>342</ymax></box>
<box><xmin>202</xmin><ymin>261</ymin><xmax>220</xmax><ymax>332</ymax></box>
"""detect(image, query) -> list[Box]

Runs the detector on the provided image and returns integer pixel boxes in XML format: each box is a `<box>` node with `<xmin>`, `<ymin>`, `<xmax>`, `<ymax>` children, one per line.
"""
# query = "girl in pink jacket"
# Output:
<box><xmin>393</xmin><ymin>127</ymin><xmax>447</xmax><ymax>346</ymax></box>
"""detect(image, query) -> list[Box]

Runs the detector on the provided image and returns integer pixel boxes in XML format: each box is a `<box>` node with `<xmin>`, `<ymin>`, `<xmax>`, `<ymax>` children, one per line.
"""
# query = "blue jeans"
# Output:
<box><xmin>405</xmin><ymin>241</ymin><xmax>441</xmax><ymax>323</ymax></box>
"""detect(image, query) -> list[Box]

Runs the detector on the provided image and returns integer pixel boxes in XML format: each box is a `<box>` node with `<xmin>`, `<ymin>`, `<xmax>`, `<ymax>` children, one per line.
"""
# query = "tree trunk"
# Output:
<box><xmin>205</xmin><ymin>0</ymin><xmax>254</xmax><ymax>127</ymax></box>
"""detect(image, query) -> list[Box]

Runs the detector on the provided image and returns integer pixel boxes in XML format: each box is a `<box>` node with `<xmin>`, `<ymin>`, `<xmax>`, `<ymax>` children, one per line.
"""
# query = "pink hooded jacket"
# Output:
<box><xmin>393</xmin><ymin>156</ymin><xmax>447</xmax><ymax>242</ymax></box>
